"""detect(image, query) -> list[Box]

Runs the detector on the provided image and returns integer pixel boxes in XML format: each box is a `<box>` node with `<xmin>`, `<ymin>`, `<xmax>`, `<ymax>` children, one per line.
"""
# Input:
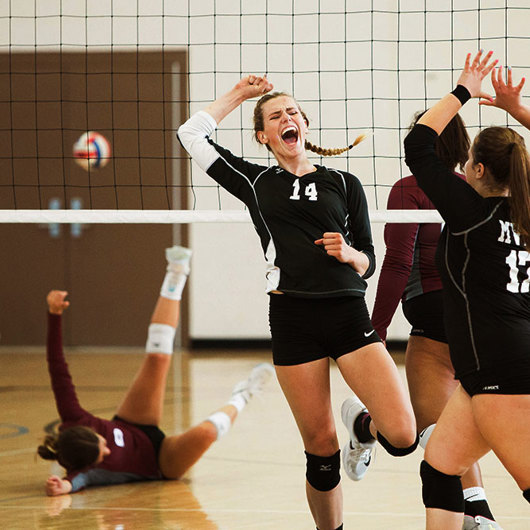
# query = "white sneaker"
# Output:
<box><xmin>463</xmin><ymin>515</ymin><xmax>503</xmax><ymax>530</ymax></box>
<box><xmin>165</xmin><ymin>245</ymin><xmax>192</xmax><ymax>275</ymax></box>
<box><xmin>231</xmin><ymin>362</ymin><xmax>275</xmax><ymax>403</ymax></box>
<box><xmin>341</xmin><ymin>396</ymin><xmax>376</xmax><ymax>481</ymax></box>
<box><xmin>419</xmin><ymin>424</ymin><xmax>436</xmax><ymax>449</ymax></box>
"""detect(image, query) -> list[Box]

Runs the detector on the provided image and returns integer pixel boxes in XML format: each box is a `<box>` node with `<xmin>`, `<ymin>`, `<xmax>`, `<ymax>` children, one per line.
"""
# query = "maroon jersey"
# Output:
<box><xmin>47</xmin><ymin>313</ymin><xmax>162</xmax><ymax>489</ymax></box>
<box><xmin>372</xmin><ymin>175</ymin><xmax>453</xmax><ymax>340</ymax></box>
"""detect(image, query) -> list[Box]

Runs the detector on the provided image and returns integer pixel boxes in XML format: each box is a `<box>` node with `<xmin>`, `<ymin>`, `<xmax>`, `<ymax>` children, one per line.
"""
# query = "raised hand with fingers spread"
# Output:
<box><xmin>480</xmin><ymin>65</ymin><xmax>530</xmax><ymax>129</ymax></box>
<box><xmin>456</xmin><ymin>49</ymin><xmax>497</xmax><ymax>99</ymax></box>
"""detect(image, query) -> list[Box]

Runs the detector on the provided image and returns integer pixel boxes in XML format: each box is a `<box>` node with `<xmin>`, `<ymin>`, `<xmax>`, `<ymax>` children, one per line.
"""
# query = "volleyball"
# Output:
<box><xmin>73</xmin><ymin>131</ymin><xmax>111</xmax><ymax>170</ymax></box>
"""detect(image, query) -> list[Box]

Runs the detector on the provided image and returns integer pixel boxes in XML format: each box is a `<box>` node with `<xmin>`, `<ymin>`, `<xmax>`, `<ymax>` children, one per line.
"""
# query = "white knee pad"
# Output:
<box><xmin>145</xmin><ymin>323</ymin><xmax>176</xmax><ymax>355</ymax></box>
<box><xmin>206</xmin><ymin>411</ymin><xmax>232</xmax><ymax>440</ymax></box>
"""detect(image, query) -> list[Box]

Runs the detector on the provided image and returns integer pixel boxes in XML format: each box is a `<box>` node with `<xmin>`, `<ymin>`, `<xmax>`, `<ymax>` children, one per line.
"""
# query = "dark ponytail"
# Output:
<box><xmin>508</xmin><ymin>141</ymin><xmax>530</xmax><ymax>247</ymax></box>
<box><xmin>472</xmin><ymin>126</ymin><xmax>530</xmax><ymax>248</ymax></box>
<box><xmin>37</xmin><ymin>426</ymin><xmax>100</xmax><ymax>471</ymax></box>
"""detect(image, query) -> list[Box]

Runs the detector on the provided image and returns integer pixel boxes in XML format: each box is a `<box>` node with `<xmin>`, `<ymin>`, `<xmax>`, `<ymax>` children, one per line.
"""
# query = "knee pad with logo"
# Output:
<box><xmin>305</xmin><ymin>450</ymin><xmax>341</xmax><ymax>491</ymax></box>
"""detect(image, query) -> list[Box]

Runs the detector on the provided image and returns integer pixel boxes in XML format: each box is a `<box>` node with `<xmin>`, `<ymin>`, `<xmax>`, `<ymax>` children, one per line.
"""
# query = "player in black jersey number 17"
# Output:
<box><xmin>405</xmin><ymin>51</ymin><xmax>530</xmax><ymax>529</ymax></box>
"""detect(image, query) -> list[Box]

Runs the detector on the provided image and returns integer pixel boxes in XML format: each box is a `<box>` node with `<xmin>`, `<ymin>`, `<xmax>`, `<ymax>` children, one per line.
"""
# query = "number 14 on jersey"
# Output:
<box><xmin>290</xmin><ymin>180</ymin><xmax>318</xmax><ymax>201</ymax></box>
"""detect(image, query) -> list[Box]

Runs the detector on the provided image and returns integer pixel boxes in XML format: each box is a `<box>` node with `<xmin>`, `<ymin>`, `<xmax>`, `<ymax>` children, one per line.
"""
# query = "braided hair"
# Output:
<box><xmin>253</xmin><ymin>91</ymin><xmax>366</xmax><ymax>156</ymax></box>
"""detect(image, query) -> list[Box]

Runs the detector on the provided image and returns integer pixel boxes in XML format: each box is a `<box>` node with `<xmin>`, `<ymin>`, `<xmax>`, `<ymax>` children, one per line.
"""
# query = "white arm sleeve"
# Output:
<box><xmin>177</xmin><ymin>111</ymin><xmax>220</xmax><ymax>172</ymax></box>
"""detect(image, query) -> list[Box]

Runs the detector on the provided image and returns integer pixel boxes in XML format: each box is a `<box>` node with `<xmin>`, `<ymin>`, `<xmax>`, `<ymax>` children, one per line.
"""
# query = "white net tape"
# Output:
<box><xmin>0</xmin><ymin>209</ymin><xmax>442</xmax><ymax>224</ymax></box>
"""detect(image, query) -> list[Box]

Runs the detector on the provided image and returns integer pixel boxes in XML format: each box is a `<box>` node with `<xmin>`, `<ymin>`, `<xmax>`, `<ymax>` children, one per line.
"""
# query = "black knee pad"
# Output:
<box><xmin>420</xmin><ymin>460</ymin><xmax>464</xmax><ymax>513</ymax></box>
<box><xmin>377</xmin><ymin>432</ymin><xmax>419</xmax><ymax>457</ymax></box>
<box><xmin>524</xmin><ymin>488</ymin><xmax>530</xmax><ymax>504</ymax></box>
<box><xmin>305</xmin><ymin>450</ymin><xmax>341</xmax><ymax>492</ymax></box>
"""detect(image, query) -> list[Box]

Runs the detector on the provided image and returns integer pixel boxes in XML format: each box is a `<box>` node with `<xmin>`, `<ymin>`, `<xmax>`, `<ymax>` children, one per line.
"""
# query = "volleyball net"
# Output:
<box><xmin>1</xmin><ymin>1</ymin><xmax>529</xmax><ymax>224</ymax></box>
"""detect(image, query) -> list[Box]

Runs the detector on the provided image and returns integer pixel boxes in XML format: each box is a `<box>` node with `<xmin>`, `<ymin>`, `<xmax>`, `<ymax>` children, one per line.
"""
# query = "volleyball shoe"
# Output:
<box><xmin>166</xmin><ymin>245</ymin><xmax>192</xmax><ymax>275</ymax></box>
<box><xmin>341</xmin><ymin>396</ymin><xmax>376</xmax><ymax>481</ymax></box>
<box><xmin>161</xmin><ymin>245</ymin><xmax>192</xmax><ymax>300</ymax></box>
<box><xmin>231</xmin><ymin>362</ymin><xmax>275</xmax><ymax>405</ymax></box>
<box><xmin>463</xmin><ymin>515</ymin><xmax>503</xmax><ymax>530</ymax></box>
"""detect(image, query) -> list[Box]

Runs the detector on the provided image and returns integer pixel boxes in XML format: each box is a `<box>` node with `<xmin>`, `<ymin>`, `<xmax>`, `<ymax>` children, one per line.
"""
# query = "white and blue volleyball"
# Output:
<box><xmin>73</xmin><ymin>131</ymin><xmax>111</xmax><ymax>170</ymax></box>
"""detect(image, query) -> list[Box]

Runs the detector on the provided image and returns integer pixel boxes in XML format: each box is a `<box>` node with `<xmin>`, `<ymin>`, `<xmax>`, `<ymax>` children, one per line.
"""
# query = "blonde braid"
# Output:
<box><xmin>305</xmin><ymin>133</ymin><xmax>367</xmax><ymax>156</ymax></box>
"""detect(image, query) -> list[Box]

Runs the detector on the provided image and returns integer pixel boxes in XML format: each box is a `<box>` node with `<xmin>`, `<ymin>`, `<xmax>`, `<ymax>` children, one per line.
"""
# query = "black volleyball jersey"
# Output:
<box><xmin>405</xmin><ymin>124</ymin><xmax>530</xmax><ymax>379</ymax></box>
<box><xmin>178</xmin><ymin>111</ymin><xmax>375</xmax><ymax>298</ymax></box>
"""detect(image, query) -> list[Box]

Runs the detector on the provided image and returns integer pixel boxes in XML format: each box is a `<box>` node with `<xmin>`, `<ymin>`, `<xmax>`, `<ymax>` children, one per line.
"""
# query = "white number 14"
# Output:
<box><xmin>290</xmin><ymin>180</ymin><xmax>318</xmax><ymax>201</ymax></box>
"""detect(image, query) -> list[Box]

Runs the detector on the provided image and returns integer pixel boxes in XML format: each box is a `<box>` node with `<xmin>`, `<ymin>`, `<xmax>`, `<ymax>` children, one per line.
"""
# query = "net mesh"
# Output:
<box><xmin>0</xmin><ymin>0</ymin><xmax>529</xmax><ymax>222</ymax></box>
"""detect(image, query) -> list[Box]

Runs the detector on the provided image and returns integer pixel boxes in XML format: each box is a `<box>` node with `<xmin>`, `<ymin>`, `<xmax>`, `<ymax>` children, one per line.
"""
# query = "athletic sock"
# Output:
<box><xmin>160</xmin><ymin>270</ymin><xmax>188</xmax><ymax>300</ymax></box>
<box><xmin>205</xmin><ymin>383</ymin><xmax>249</xmax><ymax>440</ymax></box>
<box><xmin>463</xmin><ymin>487</ymin><xmax>495</xmax><ymax>520</ymax></box>
<box><xmin>206</xmin><ymin>411</ymin><xmax>232</xmax><ymax>440</ymax></box>
<box><xmin>353</xmin><ymin>411</ymin><xmax>374</xmax><ymax>444</ymax></box>
<box><xmin>227</xmin><ymin>392</ymin><xmax>247</xmax><ymax>413</ymax></box>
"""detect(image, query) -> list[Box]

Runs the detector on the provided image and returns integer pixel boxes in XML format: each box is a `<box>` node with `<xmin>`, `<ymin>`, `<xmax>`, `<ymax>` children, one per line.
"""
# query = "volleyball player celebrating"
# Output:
<box><xmin>372</xmin><ymin>114</ymin><xmax>500</xmax><ymax>529</ymax></box>
<box><xmin>404</xmin><ymin>51</ymin><xmax>530</xmax><ymax>529</ymax></box>
<box><xmin>178</xmin><ymin>77</ymin><xmax>417</xmax><ymax>530</ymax></box>
<box><xmin>39</xmin><ymin>246</ymin><xmax>273</xmax><ymax>496</ymax></box>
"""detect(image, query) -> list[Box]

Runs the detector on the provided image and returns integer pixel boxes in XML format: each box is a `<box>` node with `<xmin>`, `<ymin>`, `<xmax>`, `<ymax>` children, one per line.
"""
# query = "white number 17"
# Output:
<box><xmin>506</xmin><ymin>249</ymin><xmax>530</xmax><ymax>293</ymax></box>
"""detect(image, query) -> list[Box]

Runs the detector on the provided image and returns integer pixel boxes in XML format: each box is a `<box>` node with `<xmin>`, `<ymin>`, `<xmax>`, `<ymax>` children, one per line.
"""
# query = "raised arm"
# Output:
<box><xmin>480</xmin><ymin>66</ymin><xmax>530</xmax><ymax>129</ymax></box>
<box><xmin>203</xmin><ymin>75</ymin><xmax>273</xmax><ymax>124</ymax></box>
<box><xmin>46</xmin><ymin>290</ymin><xmax>87</xmax><ymax>423</ymax></box>
<box><xmin>177</xmin><ymin>75</ymin><xmax>275</xmax><ymax>202</ymax></box>
<box><xmin>404</xmin><ymin>52</ymin><xmax>498</xmax><ymax>230</ymax></box>
<box><xmin>417</xmin><ymin>50</ymin><xmax>497</xmax><ymax>134</ymax></box>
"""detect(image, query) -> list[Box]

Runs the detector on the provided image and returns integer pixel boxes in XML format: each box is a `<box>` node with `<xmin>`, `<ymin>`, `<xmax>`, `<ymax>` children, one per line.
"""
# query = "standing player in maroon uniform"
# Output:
<box><xmin>178</xmin><ymin>75</ymin><xmax>418</xmax><ymax>530</ymax></box>
<box><xmin>405</xmin><ymin>51</ymin><xmax>530</xmax><ymax>529</ymax></box>
<box><xmin>38</xmin><ymin>246</ymin><xmax>274</xmax><ymax>496</ymax></box>
<box><xmin>372</xmin><ymin>115</ymin><xmax>500</xmax><ymax>529</ymax></box>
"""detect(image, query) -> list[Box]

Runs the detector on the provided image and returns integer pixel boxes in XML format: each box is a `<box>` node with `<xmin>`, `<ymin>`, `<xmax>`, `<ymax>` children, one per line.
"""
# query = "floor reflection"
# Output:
<box><xmin>40</xmin><ymin>480</ymin><xmax>218</xmax><ymax>529</ymax></box>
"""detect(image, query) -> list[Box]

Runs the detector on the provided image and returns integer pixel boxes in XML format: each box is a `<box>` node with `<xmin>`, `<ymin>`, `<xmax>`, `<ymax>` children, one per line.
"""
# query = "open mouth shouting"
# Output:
<box><xmin>281</xmin><ymin>125</ymin><xmax>299</xmax><ymax>146</ymax></box>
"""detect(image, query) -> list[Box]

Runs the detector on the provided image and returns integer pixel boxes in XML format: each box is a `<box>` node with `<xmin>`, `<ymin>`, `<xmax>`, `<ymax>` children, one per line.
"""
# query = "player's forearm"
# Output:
<box><xmin>47</xmin><ymin>314</ymin><xmax>86</xmax><ymax>421</ymax></box>
<box><xmin>507</xmin><ymin>104</ymin><xmax>530</xmax><ymax>130</ymax></box>
<box><xmin>203</xmin><ymin>88</ymin><xmax>247</xmax><ymax>125</ymax></box>
<box><xmin>417</xmin><ymin>93</ymin><xmax>462</xmax><ymax>136</ymax></box>
<box><xmin>349</xmin><ymin>248</ymin><xmax>370</xmax><ymax>277</ymax></box>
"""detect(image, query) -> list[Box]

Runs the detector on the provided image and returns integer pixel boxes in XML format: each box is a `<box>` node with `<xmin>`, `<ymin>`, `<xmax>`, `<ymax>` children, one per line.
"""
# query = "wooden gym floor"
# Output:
<box><xmin>0</xmin><ymin>348</ymin><xmax>528</xmax><ymax>529</ymax></box>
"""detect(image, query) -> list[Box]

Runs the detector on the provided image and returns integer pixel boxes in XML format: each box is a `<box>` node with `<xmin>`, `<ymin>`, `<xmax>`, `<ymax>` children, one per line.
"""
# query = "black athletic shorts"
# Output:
<box><xmin>113</xmin><ymin>415</ymin><xmax>166</xmax><ymax>458</ymax></box>
<box><xmin>269</xmin><ymin>294</ymin><xmax>381</xmax><ymax>366</ymax></box>
<box><xmin>402</xmin><ymin>290</ymin><xmax>447</xmax><ymax>344</ymax></box>
<box><xmin>459</xmin><ymin>367</ymin><xmax>530</xmax><ymax>396</ymax></box>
